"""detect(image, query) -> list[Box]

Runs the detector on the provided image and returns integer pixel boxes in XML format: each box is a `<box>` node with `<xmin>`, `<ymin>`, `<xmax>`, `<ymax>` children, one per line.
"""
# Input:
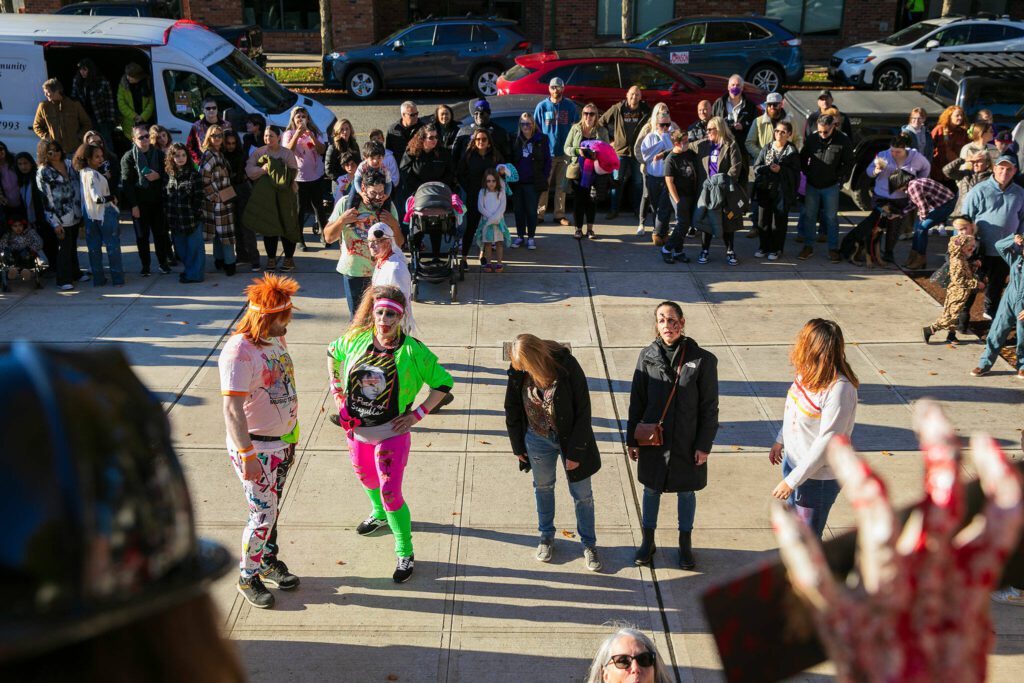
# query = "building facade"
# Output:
<box><xmin>21</xmin><ymin>0</ymin><xmax>1024</xmax><ymax>60</ymax></box>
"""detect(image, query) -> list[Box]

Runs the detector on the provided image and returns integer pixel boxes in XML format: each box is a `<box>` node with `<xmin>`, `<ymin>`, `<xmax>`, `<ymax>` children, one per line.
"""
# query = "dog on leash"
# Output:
<box><xmin>840</xmin><ymin>207</ymin><xmax>897</xmax><ymax>268</ymax></box>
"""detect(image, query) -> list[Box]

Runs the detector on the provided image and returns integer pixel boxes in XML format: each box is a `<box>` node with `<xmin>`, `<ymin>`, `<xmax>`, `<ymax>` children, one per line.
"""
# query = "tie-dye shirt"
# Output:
<box><xmin>219</xmin><ymin>334</ymin><xmax>298</xmax><ymax>443</ymax></box>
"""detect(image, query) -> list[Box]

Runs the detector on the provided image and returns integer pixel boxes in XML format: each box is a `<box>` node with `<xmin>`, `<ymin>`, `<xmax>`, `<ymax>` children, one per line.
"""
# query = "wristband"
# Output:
<box><xmin>237</xmin><ymin>444</ymin><xmax>255</xmax><ymax>455</ymax></box>
<box><xmin>413</xmin><ymin>403</ymin><xmax>430</xmax><ymax>422</ymax></box>
<box><xmin>241</xmin><ymin>452</ymin><xmax>258</xmax><ymax>462</ymax></box>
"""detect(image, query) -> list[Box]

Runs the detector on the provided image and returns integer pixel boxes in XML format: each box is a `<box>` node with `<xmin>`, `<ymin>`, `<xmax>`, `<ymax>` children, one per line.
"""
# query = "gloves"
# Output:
<box><xmin>581</xmin><ymin>147</ymin><xmax>596</xmax><ymax>161</ymax></box>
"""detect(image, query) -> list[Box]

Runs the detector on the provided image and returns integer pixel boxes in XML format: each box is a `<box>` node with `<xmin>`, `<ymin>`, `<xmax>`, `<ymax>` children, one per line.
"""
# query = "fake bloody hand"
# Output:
<box><xmin>771</xmin><ymin>400</ymin><xmax>1023</xmax><ymax>683</ymax></box>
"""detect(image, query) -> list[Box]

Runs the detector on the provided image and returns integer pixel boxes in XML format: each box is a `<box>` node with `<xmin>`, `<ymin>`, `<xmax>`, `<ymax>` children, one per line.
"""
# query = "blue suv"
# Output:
<box><xmin>323</xmin><ymin>16</ymin><xmax>531</xmax><ymax>99</ymax></box>
<box><xmin>605</xmin><ymin>16</ymin><xmax>804</xmax><ymax>92</ymax></box>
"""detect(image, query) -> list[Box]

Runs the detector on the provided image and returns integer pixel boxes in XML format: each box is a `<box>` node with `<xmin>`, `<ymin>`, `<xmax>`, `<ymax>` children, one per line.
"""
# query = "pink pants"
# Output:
<box><xmin>346</xmin><ymin>432</ymin><xmax>411</xmax><ymax>511</ymax></box>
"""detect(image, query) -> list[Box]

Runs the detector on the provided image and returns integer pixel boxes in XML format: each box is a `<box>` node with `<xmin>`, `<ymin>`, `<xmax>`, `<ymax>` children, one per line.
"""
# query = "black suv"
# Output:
<box><xmin>323</xmin><ymin>16</ymin><xmax>531</xmax><ymax>99</ymax></box>
<box><xmin>56</xmin><ymin>0</ymin><xmax>266</xmax><ymax>67</ymax></box>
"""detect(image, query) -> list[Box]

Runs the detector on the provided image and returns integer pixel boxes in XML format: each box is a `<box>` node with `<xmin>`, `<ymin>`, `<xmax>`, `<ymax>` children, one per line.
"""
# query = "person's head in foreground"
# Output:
<box><xmin>585</xmin><ymin>626</ymin><xmax>673</xmax><ymax>683</ymax></box>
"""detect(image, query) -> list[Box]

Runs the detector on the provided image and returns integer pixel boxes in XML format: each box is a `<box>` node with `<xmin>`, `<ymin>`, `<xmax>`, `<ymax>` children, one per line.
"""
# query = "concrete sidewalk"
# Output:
<box><xmin>2</xmin><ymin>210</ymin><xmax>1021</xmax><ymax>681</ymax></box>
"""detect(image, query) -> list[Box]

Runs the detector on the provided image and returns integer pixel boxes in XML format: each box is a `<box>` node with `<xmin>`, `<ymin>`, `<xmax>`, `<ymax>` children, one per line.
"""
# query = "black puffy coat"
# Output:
<box><xmin>504</xmin><ymin>348</ymin><xmax>601</xmax><ymax>483</ymax></box>
<box><xmin>400</xmin><ymin>147</ymin><xmax>456</xmax><ymax>196</ymax></box>
<box><xmin>627</xmin><ymin>337</ymin><xmax>719</xmax><ymax>493</ymax></box>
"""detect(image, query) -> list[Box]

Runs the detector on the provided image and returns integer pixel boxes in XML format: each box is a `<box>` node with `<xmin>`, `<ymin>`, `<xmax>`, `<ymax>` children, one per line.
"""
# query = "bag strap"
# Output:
<box><xmin>656</xmin><ymin>342</ymin><xmax>687</xmax><ymax>426</ymax></box>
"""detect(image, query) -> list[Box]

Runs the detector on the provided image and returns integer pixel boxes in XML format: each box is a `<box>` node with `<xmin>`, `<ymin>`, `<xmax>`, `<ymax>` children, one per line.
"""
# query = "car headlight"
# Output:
<box><xmin>845</xmin><ymin>56</ymin><xmax>875</xmax><ymax>65</ymax></box>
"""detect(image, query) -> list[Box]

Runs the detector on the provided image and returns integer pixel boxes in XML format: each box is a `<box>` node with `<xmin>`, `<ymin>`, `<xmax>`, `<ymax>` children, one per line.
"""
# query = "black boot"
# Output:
<box><xmin>678</xmin><ymin>531</ymin><xmax>695</xmax><ymax>570</ymax></box>
<box><xmin>224</xmin><ymin>262</ymin><xmax>236</xmax><ymax>276</ymax></box>
<box><xmin>634</xmin><ymin>528</ymin><xmax>656</xmax><ymax>566</ymax></box>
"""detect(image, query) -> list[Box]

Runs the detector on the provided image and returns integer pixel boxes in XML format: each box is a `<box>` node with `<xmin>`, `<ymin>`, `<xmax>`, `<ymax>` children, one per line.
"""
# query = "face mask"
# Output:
<box><xmin>728</xmin><ymin>86</ymin><xmax>742</xmax><ymax>97</ymax></box>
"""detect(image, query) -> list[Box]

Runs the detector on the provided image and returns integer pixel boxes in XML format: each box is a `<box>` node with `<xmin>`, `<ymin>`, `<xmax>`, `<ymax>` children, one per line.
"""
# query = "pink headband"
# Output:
<box><xmin>374</xmin><ymin>298</ymin><xmax>405</xmax><ymax>315</ymax></box>
<box><xmin>248</xmin><ymin>301</ymin><xmax>292</xmax><ymax>315</ymax></box>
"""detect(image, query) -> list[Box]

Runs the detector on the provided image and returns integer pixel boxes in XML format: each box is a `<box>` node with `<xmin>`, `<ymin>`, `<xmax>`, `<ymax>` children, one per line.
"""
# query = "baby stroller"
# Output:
<box><xmin>405</xmin><ymin>182</ymin><xmax>464</xmax><ymax>303</ymax></box>
<box><xmin>0</xmin><ymin>246</ymin><xmax>45</xmax><ymax>292</ymax></box>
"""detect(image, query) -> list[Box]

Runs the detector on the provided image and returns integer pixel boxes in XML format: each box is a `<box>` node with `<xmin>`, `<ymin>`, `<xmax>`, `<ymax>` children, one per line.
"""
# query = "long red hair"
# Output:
<box><xmin>790</xmin><ymin>319</ymin><xmax>859</xmax><ymax>393</ymax></box>
<box><xmin>234</xmin><ymin>274</ymin><xmax>299</xmax><ymax>345</ymax></box>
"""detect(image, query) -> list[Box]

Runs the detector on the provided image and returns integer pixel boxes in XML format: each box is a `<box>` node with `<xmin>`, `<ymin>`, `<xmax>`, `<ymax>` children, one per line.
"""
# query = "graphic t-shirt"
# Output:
<box><xmin>709</xmin><ymin>143</ymin><xmax>721</xmax><ymax>177</ymax></box>
<box><xmin>281</xmin><ymin>129</ymin><xmax>327</xmax><ymax>182</ymax></box>
<box><xmin>346</xmin><ymin>340</ymin><xmax>401</xmax><ymax>427</ymax></box>
<box><xmin>219</xmin><ymin>334</ymin><xmax>298</xmax><ymax>445</ymax></box>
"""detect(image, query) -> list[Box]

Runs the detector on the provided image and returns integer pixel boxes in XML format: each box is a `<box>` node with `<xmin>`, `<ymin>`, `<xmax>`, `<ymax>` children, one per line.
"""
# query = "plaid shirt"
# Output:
<box><xmin>904</xmin><ymin>177</ymin><xmax>955</xmax><ymax>219</ymax></box>
<box><xmin>164</xmin><ymin>166</ymin><xmax>204</xmax><ymax>235</ymax></box>
<box><xmin>200</xmin><ymin>150</ymin><xmax>235</xmax><ymax>244</ymax></box>
<box><xmin>71</xmin><ymin>75</ymin><xmax>116</xmax><ymax>127</ymax></box>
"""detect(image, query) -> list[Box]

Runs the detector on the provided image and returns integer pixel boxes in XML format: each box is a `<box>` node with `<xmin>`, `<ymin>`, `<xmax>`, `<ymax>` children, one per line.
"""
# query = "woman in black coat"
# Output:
<box><xmin>505</xmin><ymin>334</ymin><xmax>603</xmax><ymax>572</ymax></box>
<box><xmin>751</xmin><ymin>120</ymin><xmax>801</xmax><ymax>259</ymax></box>
<box><xmin>456</xmin><ymin>127</ymin><xmax>503</xmax><ymax>265</ymax></box>
<box><xmin>400</xmin><ymin>124</ymin><xmax>456</xmax><ymax>197</ymax></box>
<box><xmin>627</xmin><ymin>301</ymin><xmax>719</xmax><ymax>569</ymax></box>
<box><xmin>431</xmin><ymin>104</ymin><xmax>461</xmax><ymax>155</ymax></box>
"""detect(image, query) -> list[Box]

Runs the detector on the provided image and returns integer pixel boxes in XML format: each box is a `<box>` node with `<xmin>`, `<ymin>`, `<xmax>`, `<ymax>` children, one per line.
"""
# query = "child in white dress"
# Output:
<box><xmin>476</xmin><ymin>168</ymin><xmax>511</xmax><ymax>272</ymax></box>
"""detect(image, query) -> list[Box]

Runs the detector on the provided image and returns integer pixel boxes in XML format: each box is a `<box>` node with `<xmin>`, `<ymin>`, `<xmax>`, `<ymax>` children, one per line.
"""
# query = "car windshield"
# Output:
<box><xmin>879</xmin><ymin>21</ymin><xmax>940</xmax><ymax>46</ymax></box>
<box><xmin>207</xmin><ymin>49</ymin><xmax>296</xmax><ymax>115</ymax></box>
<box><xmin>626</xmin><ymin>19</ymin><xmax>678</xmax><ymax>43</ymax></box>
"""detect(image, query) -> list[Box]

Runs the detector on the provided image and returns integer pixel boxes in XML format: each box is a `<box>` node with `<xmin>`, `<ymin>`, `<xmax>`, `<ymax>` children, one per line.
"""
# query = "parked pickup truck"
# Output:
<box><xmin>56</xmin><ymin>0</ymin><xmax>265</xmax><ymax>67</ymax></box>
<box><xmin>787</xmin><ymin>52</ymin><xmax>1024</xmax><ymax>209</ymax></box>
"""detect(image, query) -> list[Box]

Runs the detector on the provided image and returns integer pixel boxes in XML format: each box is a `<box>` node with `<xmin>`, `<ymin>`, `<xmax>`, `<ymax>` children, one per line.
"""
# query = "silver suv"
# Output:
<box><xmin>830</xmin><ymin>15</ymin><xmax>1024</xmax><ymax>90</ymax></box>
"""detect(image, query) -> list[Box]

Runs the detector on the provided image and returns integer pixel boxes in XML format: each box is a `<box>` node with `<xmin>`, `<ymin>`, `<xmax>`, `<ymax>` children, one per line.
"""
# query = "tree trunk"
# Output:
<box><xmin>621</xmin><ymin>0</ymin><xmax>632</xmax><ymax>41</ymax></box>
<box><xmin>320</xmin><ymin>0</ymin><xmax>333</xmax><ymax>55</ymax></box>
<box><xmin>940</xmin><ymin>0</ymin><xmax>956</xmax><ymax>16</ymax></box>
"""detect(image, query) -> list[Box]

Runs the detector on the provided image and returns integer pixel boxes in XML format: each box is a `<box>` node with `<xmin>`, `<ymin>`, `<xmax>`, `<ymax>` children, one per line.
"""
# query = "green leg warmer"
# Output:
<box><xmin>385</xmin><ymin>503</ymin><xmax>412</xmax><ymax>557</ymax></box>
<box><xmin>364</xmin><ymin>487</ymin><xmax>386</xmax><ymax>520</ymax></box>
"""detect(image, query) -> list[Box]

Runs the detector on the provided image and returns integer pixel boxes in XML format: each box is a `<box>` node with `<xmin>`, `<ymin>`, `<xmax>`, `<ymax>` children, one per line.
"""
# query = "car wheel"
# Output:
<box><xmin>873</xmin><ymin>64</ymin><xmax>908</xmax><ymax>91</ymax></box>
<box><xmin>347</xmin><ymin>68</ymin><xmax>378</xmax><ymax>99</ymax></box>
<box><xmin>747</xmin><ymin>64</ymin><xmax>783</xmax><ymax>93</ymax></box>
<box><xmin>472</xmin><ymin>66</ymin><xmax>500</xmax><ymax>97</ymax></box>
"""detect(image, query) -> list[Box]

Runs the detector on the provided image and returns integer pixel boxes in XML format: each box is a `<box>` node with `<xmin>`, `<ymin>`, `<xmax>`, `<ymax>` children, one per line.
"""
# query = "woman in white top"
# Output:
<box><xmin>366</xmin><ymin>221</ymin><xmax>416</xmax><ymax>335</ymax></box>
<box><xmin>632</xmin><ymin>102</ymin><xmax>679</xmax><ymax>237</ymax></box>
<box><xmin>72</xmin><ymin>143</ymin><xmax>124</xmax><ymax>286</ymax></box>
<box><xmin>768</xmin><ymin>319</ymin><xmax>859</xmax><ymax>538</ymax></box>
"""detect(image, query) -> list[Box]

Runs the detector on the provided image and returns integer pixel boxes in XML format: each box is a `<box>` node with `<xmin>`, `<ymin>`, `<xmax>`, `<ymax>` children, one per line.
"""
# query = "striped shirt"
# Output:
<box><xmin>776</xmin><ymin>375</ymin><xmax>858</xmax><ymax>488</ymax></box>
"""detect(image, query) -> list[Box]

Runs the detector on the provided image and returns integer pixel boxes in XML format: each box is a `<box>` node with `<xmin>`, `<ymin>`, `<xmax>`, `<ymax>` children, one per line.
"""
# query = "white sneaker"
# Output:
<box><xmin>754</xmin><ymin>249</ymin><xmax>766</xmax><ymax>258</ymax></box>
<box><xmin>59</xmin><ymin>283</ymin><xmax>74</xmax><ymax>291</ymax></box>
<box><xmin>527</xmin><ymin>238</ymin><xmax>536</xmax><ymax>250</ymax></box>
<box><xmin>78</xmin><ymin>272</ymin><xmax>91</xmax><ymax>282</ymax></box>
<box><xmin>991</xmin><ymin>586</ymin><xmax>1024</xmax><ymax>606</ymax></box>
<box><xmin>767</xmin><ymin>252</ymin><xmax>779</xmax><ymax>261</ymax></box>
<box><xmin>635</xmin><ymin>224</ymin><xmax>645</xmax><ymax>236</ymax></box>
<box><xmin>511</xmin><ymin>237</ymin><xmax>524</xmax><ymax>248</ymax></box>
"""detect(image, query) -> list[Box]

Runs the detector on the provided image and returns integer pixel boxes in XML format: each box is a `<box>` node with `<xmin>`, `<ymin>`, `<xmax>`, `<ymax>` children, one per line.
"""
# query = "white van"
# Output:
<box><xmin>0</xmin><ymin>15</ymin><xmax>335</xmax><ymax>155</ymax></box>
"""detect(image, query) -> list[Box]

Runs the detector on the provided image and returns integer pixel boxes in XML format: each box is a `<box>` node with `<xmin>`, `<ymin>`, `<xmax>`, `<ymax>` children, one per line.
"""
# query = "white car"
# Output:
<box><xmin>829</xmin><ymin>16</ymin><xmax>1024</xmax><ymax>90</ymax></box>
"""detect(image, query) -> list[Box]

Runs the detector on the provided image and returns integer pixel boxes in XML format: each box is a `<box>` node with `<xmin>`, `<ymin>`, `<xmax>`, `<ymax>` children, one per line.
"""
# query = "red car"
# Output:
<box><xmin>496</xmin><ymin>47</ymin><xmax>765</xmax><ymax>130</ymax></box>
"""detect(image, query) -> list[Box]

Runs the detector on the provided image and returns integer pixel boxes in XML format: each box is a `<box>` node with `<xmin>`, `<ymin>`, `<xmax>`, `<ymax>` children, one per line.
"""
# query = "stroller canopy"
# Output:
<box><xmin>414</xmin><ymin>182</ymin><xmax>453</xmax><ymax>213</ymax></box>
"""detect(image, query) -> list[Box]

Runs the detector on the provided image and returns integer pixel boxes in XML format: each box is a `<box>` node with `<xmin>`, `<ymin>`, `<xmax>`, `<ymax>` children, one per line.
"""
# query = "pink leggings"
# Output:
<box><xmin>346</xmin><ymin>432</ymin><xmax>411</xmax><ymax>511</ymax></box>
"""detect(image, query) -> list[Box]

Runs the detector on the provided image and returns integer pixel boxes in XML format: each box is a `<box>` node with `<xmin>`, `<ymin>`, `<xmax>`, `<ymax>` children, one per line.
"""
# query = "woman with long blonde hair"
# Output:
<box><xmin>632</xmin><ymin>102</ymin><xmax>677</xmax><ymax>237</ymax></box>
<box><xmin>504</xmin><ymin>333</ymin><xmax>603</xmax><ymax>571</ymax></box>
<box><xmin>768</xmin><ymin>319</ymin><xmax>859</xmax><ymax>538</ymax></box>
<box><xmin>327</xmin><ymin>284</ymin><xmax>453</xmax><ymax>584</ymax></box>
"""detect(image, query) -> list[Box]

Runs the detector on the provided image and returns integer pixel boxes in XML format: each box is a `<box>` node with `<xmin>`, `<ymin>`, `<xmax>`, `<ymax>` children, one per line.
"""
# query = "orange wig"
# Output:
<box><xmin>234</xmin><ymin>273</ymin><xmax>300</xmax><ymax>345</ymax></box>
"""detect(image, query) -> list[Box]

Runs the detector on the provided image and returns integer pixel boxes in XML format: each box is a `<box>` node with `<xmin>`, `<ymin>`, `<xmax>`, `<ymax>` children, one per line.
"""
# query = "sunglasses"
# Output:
<box><xmin>135</xmin><ymin>136</ymin><xmax>149</xmax><ymax>141</ymax></box>
<box><xmin>407</xmin><ymin>111</ymin><xmax>419</xmax><ymax>117</ymax></box>
<box><xmin>658</xmin><ymin>122</ymin><xmax>670</xmax><ymax>127</ymax></box>
<box><xmin>425</xmin><ymin>135</ymin><xmax>438</xmax><ymax>140</ymax></box>
<box><xmin>608</xmin><ymin>653</ymin><xmax>656</xmax><ymax>669</ymax></box>
<box><xmin>766</xmin><ymin>103</ymin><xmax>781</xmax><ymax>107</ymax></box>
<box><xmin>204</xmin><ymin>106</ymin><xmax>218</xmax><ymax>111</ymax></box>
<box><xmin>583</xmin><ymin>112</ymin><xmax>597</xmax><ymax>117</ymax></box>
<box><xmin>520</xmin><ymin>122</ymin><xmax>533</xmax><ymax>128</ymax></box>
<box><xmin>474</xmin><ymin>137</ymin><xmax>489</xmax><ymax>143</ymax></box>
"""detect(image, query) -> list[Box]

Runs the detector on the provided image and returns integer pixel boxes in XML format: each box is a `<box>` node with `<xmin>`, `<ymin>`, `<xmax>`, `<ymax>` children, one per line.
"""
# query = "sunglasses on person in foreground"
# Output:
<box><xmin>607</xmin><ymin>652</ymin><xmax>656</xmax><ymax>669</ymax></box>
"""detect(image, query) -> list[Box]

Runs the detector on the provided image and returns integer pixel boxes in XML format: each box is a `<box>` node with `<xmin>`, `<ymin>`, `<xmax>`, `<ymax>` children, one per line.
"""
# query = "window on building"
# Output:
<box><xmin>567</xmin><ymin>62</ymin><xmax>620</xmax><ymax>89</ymax></box>
<box><xmin>764</xmin><ymin>0</ymin><xmax>844</xmax><ymax>37</ymax></box>
<box><xmin>242</xmin><ymin>0</ymin><xmax>320</xmax><ymax>31</ymax></box>
<box><xmin>597</xmin><ymin>0</ymin><xmax>675</xmax><ymax>37</ymax></box>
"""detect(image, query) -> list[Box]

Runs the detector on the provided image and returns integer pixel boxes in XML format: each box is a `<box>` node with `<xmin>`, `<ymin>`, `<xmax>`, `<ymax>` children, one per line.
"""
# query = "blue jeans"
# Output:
<box><xmin>912</xmin><ymin>196</ymin><xmax>956</xmax><ymax>254</ymax></box>
<box><xmin>512</xmin><ymin>183</ymin><xmax>539</xmax><ymax>239</ymax></box>
<box><xmin>644</xmin><ymin>174</ymin><xmax>672</xmax><ymax>236</ymax></box>
<box><xmin>524</xmin><ymin>428</ymin><xmax>596</xmax><ymax>547</ymax></box>
<box><xmin>343</xmin><ymin>275</ymin><xmax>371</xmax><ymax>316</ymax></box>
<box><xmin>800</xmin><ymin>184</ymin><xmax>840</xmax><ymax>250</ymax></box>
<box><xmin>641</xmin><ymin>487</ymin><xmax>696</xmax><ymax>532</ymax></box>
<box><xmin>84</xmin><ymin>206</ymin><xmax>124</xmax><ymax>286</ymax></box>
<box><xmin>610</xmin><ymin>156</ymin><xmax>643</xmax><ymax>214</ymax></box>
<box><xmin>173</xmin><ymin>229</ymin><xmax>205</xmax><ymax>282</ymax></box>
<box><xmin>212</xmin><ymin>239</ymin><xmax>236</xmax><ymax>266</ymax></box>
<box><xmin>782</xmin><ymin>454</ymin><xmax>841</xmax><ymax>539</ymax></box>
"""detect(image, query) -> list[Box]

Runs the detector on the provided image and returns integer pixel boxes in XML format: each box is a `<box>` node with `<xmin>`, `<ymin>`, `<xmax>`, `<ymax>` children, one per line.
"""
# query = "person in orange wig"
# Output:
<box><xmin>217</xmin><ymin>273</ymin><xmax>302</xmax><ymax>609</ymax></box>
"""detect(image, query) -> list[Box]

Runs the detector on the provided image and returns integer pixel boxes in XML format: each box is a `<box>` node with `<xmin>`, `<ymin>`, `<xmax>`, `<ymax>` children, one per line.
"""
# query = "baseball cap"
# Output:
<box><xmin>995</xmin><ymin>129</ymin><xmax>1013</xmax><ymax>143</ymax></box>
<box><xmin>818</xmin><ymin>89</ymin><xmax>833</xmax><ymax>100</ymax></box>
<box><xmin>549</xmin><ymin>77</ymin><xmax>564</xmax><ymax>88</ymax></box>
<box><xmin>995</xmin><ymin>152</ymin><xmax>1018</xmax><ymax>168</ymax></box>
<box><xmin>765</xmin><ymin>92</ymin><xmax>783</xmax><ymax>105</ymax></box>
<box><xmin>471</xmin><ymin>98</ymin><xmax>490</xmax><ymax>113</ymax></box>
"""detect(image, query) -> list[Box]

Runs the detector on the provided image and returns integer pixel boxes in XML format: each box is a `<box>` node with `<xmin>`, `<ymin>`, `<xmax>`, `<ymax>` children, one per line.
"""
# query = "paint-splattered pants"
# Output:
<box><xmin>230</xmin><ymin>443</ymin><xmax>293</xmax><ymax>579</ymax></box>
<box><xmin>346</xmin><ymin>432</ymin><xmax>413</xmax><ymax>557</ymax></box>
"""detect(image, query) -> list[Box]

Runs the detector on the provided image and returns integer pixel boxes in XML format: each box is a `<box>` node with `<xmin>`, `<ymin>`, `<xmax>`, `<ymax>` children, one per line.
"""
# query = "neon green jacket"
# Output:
<box><xmin>327</xmin><ymin>328</ymin><xmax>453</xmax><ymax>412</ymax></box>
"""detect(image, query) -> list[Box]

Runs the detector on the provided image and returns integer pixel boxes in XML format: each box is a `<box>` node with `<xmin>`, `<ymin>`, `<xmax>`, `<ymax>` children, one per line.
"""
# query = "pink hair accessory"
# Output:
<box><xmin>374</xmin><ymin>298</ymin><xmax>405</xmax><ymax>315</ymax></box>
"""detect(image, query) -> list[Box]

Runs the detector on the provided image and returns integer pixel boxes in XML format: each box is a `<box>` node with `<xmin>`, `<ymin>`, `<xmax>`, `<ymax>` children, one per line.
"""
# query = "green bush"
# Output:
<box><xmin>267</xmin><ymin>67</ymin><xmax>322</xmax><ymax>84</ymax></box>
